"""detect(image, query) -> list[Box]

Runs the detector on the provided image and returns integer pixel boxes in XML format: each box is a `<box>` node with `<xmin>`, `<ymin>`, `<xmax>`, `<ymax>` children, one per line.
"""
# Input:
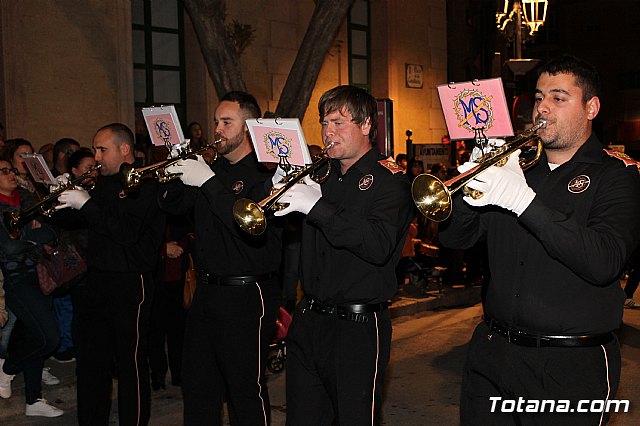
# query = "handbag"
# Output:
<box><xmin>183</xmin><ymin>254</ymin><xmax>197</xmax><ymax>309</ymax></box>
<box><xmin>274</xmin><ymin>307</ymin><xmax>292</xmax><ymax>340</ymax></box>
<box><xmin>37</xmin><ymin>243</ymin><xmax>87</xmax><ymax>295</ymax></box>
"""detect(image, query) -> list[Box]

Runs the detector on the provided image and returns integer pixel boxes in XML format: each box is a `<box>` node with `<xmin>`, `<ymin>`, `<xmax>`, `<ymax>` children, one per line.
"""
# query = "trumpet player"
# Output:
<box><xmin>273</xmin><ymin>85</ymin><xmax>413</xmax><ymax>425</ymax></box>
<box><xmin>159</xmin><ymin>91</ymin><xmax>282</xmax><ymax>426</ymax></box>
<box><xmin>53</xmin><ymin>123</ymin><xmax>165</xmax><ymax>426</ymax></box>
<box><xmin>439</xmin><ymin>55</ymin><xmax>640</xmax><ymax>425</ymax></box>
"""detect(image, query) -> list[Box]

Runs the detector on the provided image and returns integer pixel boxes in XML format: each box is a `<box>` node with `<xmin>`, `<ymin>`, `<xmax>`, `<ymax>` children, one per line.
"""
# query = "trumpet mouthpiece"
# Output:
<box><xmin>536</xmin><ymin>119</ymin><xmax>547</xmax><ymax>129</ymax></box>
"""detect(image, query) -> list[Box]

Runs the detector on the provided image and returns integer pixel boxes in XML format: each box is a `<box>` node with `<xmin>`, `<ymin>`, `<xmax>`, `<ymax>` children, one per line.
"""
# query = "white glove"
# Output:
<box><xmin>457</xmin><ymin>162</ymin><xmax>477</xmax><ymax>175</ymax></box>
<box><xmin>274</xmin><ymin>176</ymin><xmax>322</xmax><ymax>216</ymax></box>
<box><xmin>165</xmin><ymin>155</ymin><xmax>215</xmax><ymax>187</ymax></box>
<box><xmin>470</xmin><ymin>138</ymin><xmax>506</xmax><ymax>162</ymax></box>
<box><xmin>271</xmin><ymin>165</ymin><xmax>289</xmax><ymax>186</ymax></box>
<box><xmin>56</xmin><ymin>188</ymin><xmax>91</xmax><ymax>210</ymax></box>
<box><xmin>49</xmin><ymin>173</ymin><xmax>70</xmax><ymax>193</ymax></box>
<box><xmin>463</xmin><ymin>150</ymin><xmax>536</xmax><ymax>216</ymax></box>
<box><xmin>167</xmin><ymin>140</ymin><xmax>191</xmax><ymax>159</ymax></box>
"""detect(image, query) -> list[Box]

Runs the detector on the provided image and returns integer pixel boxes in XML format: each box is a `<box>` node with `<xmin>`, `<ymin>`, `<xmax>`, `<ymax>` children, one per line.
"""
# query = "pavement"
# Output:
<box><xmin>0</xmin><ymin>283</ymin><xmax>482</xmax><ymax>425</ymax></box>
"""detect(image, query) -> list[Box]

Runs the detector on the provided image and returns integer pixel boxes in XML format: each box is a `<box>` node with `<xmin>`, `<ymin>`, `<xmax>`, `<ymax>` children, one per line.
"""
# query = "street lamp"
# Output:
<box><xmin>496</xmin><ymin>0</ymin><xmax>549</xmax><ymax>75</ymax></box>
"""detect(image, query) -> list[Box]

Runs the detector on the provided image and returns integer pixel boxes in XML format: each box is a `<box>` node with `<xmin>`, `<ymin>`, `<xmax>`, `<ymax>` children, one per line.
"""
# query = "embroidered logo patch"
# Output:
<box><xmin>359</xmin><ymin>174</ymin><xmax>374</xmax><ymax>191</ymax></box>
<box><xmin>232</xmin><ymin>181</ymin><xmax>244</xmax><ymax>194</ymax></box>
<box><xmin>119</xmin><ymin>189</ymin><xmax>127</xmax><ymax>199</ymax></box>
<box><xmin>568</xmin><ymin>175</ymin><xmax>590</xmax><ymax>193</ymax></box>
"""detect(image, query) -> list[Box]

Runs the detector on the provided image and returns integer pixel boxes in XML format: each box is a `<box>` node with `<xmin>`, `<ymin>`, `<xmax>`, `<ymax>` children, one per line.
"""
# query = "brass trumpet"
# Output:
<box><xmin>233</xmin><ymin>144</ymin><xmax>334</xmax><ymax>236</ymax></box>
<box><xmin>412</xmin><ymin>121</ymin><xmax>546</xmax><ymax>222</ymax></box>
<box><xmin>3</xmin><ymin>165</ymin><xmax>101</xmax><ymax>236</ymax></box>
<box><xmin>121</xmin><ymin>140</ymin><xmax>221</xmax><ymax>192</ymax></box>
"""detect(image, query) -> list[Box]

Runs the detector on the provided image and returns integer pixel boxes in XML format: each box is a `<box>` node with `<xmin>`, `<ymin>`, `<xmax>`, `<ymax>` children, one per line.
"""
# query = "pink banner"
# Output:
<box><xmin>437</xmin><ymin>78</ymin><xmax>514</xmax><ymax>140</ymax></box>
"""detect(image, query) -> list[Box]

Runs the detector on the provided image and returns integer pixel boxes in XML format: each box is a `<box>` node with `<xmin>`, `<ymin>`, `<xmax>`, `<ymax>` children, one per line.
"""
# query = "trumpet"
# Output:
<box><xmin>412</xmin><ymin>120</ymin><xmax>546</xmax><ymax>222</ymax></box>
<box><xmin>121</xmin><ymin>140</ymin><xmax>221</xmax><ymax>191</ymax></box>
<box><xmin>3</xmin><ymin>165</ymin><xmax>101</xmax><ymax>237</ymax></box>
<box><xmin>233</xmin><ymin>144</ymin><xmax>334</xmax><ymax>236</ymax></box>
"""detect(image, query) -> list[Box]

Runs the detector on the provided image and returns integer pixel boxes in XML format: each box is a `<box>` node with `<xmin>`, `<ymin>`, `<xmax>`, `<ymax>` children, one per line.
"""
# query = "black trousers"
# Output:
<box><xmin>285</xmin><ymin>305</ymin><xmax>392</xmax><ymax>426</ymax></box>
<box><xmin>460</xmin><ymin>321</ymin><xmax>621</xmax><ymax>426</ymax></box>
<box><xmin>3</xmin><ymin>270</ymin><xmax>60</xmax><ymax>404</ymax></box>
<box><xmin>181</xmin><ymin>277</ymin><xmax>280</xmax><ymax>426</ymax></box>
<box><xmin>74</xmin><ymin>270</ymin><xmax>154</xmax><ymax>426</ymax></box>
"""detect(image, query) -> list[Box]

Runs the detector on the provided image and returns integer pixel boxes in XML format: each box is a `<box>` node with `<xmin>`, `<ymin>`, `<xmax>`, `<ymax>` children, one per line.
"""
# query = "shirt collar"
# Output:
<box><xmin>540</xmin><ymin>133</ymin><xmax>603</xmax><ymax>166</ymax></box>
<box><xmin>332</xmin><ymin>147</ymin><xmax>381</xmax><ymax>176</ymax></box>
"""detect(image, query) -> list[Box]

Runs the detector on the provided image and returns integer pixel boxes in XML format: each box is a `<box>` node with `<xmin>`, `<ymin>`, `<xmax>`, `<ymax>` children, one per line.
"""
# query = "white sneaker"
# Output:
<box><xmin>0</xmin><ymin>358</ymin><xmax>15</xmax><ymax>399</ymax></box>
<box><xmin>25</xmin><ymin>399</ymin><xmax>64</xmax><ymax>417</ymax></box>
<box><xmin>41</xmin><ymin>367</ymin><xmax>60</xmax><ymax>385</ymax></box>
<box><xmin>624</xmin><ymin>298</ymin><xmax>638</xmax><ymax>309</ymax></box>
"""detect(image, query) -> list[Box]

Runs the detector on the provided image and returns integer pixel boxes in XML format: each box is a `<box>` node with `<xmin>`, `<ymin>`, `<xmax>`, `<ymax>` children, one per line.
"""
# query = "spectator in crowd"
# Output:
<box><xmin>49</xmin><ymin>138</ymin><xmax>82</xmax><ymax>364</ymax></box>
<box><xmin>148</xmin><ymin>214</ymin><xmax>191</xmax><ymax>391</ymax></box>
<box><xmin>395</xmin><ymin>153</ymin><xmax>408</xmax><ymax>170</ymax></box>
<box><xmin>1</xmin><ymin>139</ymin><xmax>41</xmax><ymax>196</ymax></box>
<box><xmin>0</xmin><ymin>159</ymin><xmax>62</xmax><ymax>417</ymax></box>
<box><xmin>51</xmin><ymin>138</ymin><xmax>80</xmax><ymax>177</ymax></box>
<box><xmin>186</xmin><ymin>121</ymin><xmax>216</xmax><ymax>164</ymax></box>
<box><xmin>406</xmin><ymin>158</ymin><xmax>425</xmax><ymax>182</ymax></box>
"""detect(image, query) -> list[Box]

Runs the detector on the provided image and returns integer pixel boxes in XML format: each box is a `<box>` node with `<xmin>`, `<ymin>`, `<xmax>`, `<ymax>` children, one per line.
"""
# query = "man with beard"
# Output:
<box><xmin>439</xmin><ymin>55</ymin><xmax>640</xmax><ymax>425</ymax></box>
<box><xmin>159</xmin><ymin>91</ymin><xmax>282</xmax><ymax>425</ymax></box>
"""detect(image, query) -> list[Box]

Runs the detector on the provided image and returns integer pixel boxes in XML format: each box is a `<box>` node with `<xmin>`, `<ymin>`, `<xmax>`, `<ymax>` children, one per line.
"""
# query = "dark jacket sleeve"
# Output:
<box><xmin>519</xmin><ymin>165</ymin><xmax>640</xmax><ymax>285</ymax></box>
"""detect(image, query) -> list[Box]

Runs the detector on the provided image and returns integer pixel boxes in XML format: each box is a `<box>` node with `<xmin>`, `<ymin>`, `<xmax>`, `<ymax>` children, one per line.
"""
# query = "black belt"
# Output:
<box><xmin>198</xmin><ymin>271</ymin><xmax>277</xmax><ymax>286</ymax></box>
<box><xmin>484</xmin><ymin>316</ymin><xmax>614</xmax><ymax>348</ymax></box>
<box><xmin>305</xmin><ymin>297</ymin><xmax>390</xmax><ymax>324</ymax></box>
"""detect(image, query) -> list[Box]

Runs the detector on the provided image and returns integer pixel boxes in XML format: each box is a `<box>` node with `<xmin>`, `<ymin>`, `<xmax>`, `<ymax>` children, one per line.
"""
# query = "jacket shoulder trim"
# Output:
<box><xmin>378</xmin><ymin>157</ymin><xmax>404</xmax><ymax>174</ymax></box>
<box><xmin>603</xmin><ymin>149</ymin><xmax>640</xmax><ymax>170</ymax></box>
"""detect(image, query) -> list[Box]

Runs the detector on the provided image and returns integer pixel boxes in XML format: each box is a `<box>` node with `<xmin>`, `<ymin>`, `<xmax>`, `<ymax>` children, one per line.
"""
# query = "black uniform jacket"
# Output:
<box><xmin>439</xmin><ymin>134</ymin><xmax>640</xmax><ymax>335</ymax></box>
<box><xmin>300</xmin><ymin>148</ymin><xmax>413</xmax><ymax>305</ymax></box>
<box><xmin>54</xmin><ymin>173</ymin><xmax>165</xmax><ymax>273</ymax></box>
<box><xmin>158</xmin><ymin>152</ymin><xmax>282</xmax><ymax>276</ymax></box>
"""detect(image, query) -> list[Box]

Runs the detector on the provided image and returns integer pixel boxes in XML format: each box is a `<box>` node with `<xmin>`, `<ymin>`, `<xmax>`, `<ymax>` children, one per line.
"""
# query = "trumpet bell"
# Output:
<box><xmin>232</xmin><ymin>198</ymin><xmax>267</xmax><ymax>236</ymax></box>
<box><xmin>411</xmin><ymin>174</ymin><xmax>452</xmax><ymax>222</ymax></box>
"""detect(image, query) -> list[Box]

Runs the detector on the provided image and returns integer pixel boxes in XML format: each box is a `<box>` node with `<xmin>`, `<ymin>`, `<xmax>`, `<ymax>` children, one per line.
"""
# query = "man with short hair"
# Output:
<box><xmin>439</xmin><ymin>55</ymin><xmax>640</xmax><ymax>425</ymax></box>
<box><xmin>55</xmin><ymin>123</ymin><xmax>165</xmax><ymax>425</ymax></box>
<box><xmin>274</xmin><ymin>85</ymin><xmax>413</xmax><ymax>425</ymax></box>
<box><xmin>160</xmin><ymin>92</ymin><xmax>282</xmax><ymax>425</ymax></box>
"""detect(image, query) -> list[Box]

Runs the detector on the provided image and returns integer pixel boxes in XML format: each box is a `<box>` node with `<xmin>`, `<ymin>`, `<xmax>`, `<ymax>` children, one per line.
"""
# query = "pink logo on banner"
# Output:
<box><xmin>253</xmin><ymin>127</ymin><xmax>306</xmax><ymax>166</ymax></box>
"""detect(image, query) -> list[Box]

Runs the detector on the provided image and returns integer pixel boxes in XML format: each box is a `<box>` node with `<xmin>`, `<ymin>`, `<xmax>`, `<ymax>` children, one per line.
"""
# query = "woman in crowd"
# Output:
<box><xmin>185</xmin><ymin>121</ymin><xmax>207</xmax><ymax>150</ymax></box>
<box><xmin>186</xmin><ymin>121</ymin><xmax>216</xmax><ymax>163</ymax></box>
<box><xmin>1</xmin><ymin>139</ymin><xmax>41</xmax><ymax>197</ymax></box>
<box><xmin>49</xmin><ymin>148</ymin><xmax>97</xmax><ymax>366</ymax></box>
<box><xmin>0</xmin><ymin>159</ymin><xmax>62</xmax><ymax>417</ymax></box>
